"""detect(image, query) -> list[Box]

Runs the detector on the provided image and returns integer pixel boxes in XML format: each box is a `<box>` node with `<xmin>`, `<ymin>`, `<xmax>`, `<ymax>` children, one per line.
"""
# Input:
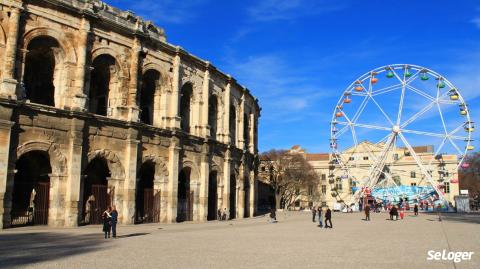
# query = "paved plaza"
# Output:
<box><xmin>0</xmin><ymin>211</ymin><xmax>479</xmax><ymax>269</ymax></box>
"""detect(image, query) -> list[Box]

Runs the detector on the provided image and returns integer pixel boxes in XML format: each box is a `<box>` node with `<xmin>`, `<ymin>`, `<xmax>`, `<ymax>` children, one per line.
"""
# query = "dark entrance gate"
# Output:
<box><xmin>142</xmin><ymin>189</ymin><xmax>161</xmax><ymax>223</ymax></box>
<box><xmin>11</xmin><ymin>151</ymin><xmax>51</xmax><ymax>227</ymax></box>
<box><xmin>83</xmin><ymin>157</ymin><xmax>110</xmax><ymax>225</ymax></box>
<box><xmin>207</xmin><ymin>171</ymin><xmax>218</xmax><ymax>221</ymax></box>
<box><xmin>229</xmin><ymin>174</ymin><xmax>236</xmax><ymax>219</ymax></box>
<box><xmin>177</xmin><ymin>167</ymin><xmax>193</xmax><ymax>222</ymax></box>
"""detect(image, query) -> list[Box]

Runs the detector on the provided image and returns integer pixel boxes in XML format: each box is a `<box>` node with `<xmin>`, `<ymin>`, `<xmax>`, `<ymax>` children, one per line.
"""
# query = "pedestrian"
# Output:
<box><xmin>217</xmin><ymin>208</ymin><xmax>222</xmax><ymax>221</ymax></box>
<box><xmin>364</xmin><ymin>204</ymin><xmax>370</xmax><ymax>221</ymax></box>
<box><xmin>389</xmin><ymin>205</ymin><xmax>398</xmax><ymax>220</ymax></box>
<box><xmin>414</xmin><ymin>204</ymin><xmax>418</xmax><ymax>216</ymax></box>
<box><xmin>102</xmin><ymin>206</ymin><xmax>112</xmax><ymax>239</ymax></box>
<box><xmin>270</xmin><ymin>208</ymin><xmax>277</xmax><ymax>223</ymax></box>
<box><xmin>317</xmin><ymin>207</ymin><xmax>323</xmax><ymax>228</ymax></box>
<box><xmin>437</xmin><ymin>204</ymin><xmax>442</xmax><ymax>221</ymax></box>
<box><xmin>222</xmin><ymin>208</ymin><xmax>227</xmax><ymax>220</ymax></box>
<box><xmin>311</xmin><ymin>206</ymin><xmax>316</xmax><ymax>222</ymax></box>
<box><xmin>110</xmin><ymin>205</ymin><xmax>118</xmax><ymax>238</ymax></box>
<box><xmin>324</xmin><ymin>207</ymin><xmax>332</xmax><ymax>228</ymax></box>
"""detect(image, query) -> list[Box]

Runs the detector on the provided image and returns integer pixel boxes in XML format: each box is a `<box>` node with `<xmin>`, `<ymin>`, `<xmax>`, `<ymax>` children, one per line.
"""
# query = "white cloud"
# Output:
<box><xmin>471</xmin><ymin>17</ymin><xmax>480</xmax><ymax>29</ymax></box>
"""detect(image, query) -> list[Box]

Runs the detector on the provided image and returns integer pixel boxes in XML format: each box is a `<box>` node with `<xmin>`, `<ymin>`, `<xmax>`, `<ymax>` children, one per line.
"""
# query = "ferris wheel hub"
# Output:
<box><xmin>392</xmin><ymin>125</ymin><xmax>401</xmax><ymax>134</ymax></box>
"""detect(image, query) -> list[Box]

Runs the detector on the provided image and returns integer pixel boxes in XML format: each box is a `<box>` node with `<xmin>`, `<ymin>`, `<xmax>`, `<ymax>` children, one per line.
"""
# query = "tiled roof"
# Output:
<box><xmin>306</xmin><ymin>153</ymin><xmax>329</xmax><ymax>161</ymax></box>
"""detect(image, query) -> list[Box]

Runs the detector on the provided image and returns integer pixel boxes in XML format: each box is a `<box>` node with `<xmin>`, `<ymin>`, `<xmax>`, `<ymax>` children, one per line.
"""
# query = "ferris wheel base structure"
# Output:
<box><xmin>328</xmin><ymin>64</ymin><xmax>473</xmax><ymax>211</ymax></box>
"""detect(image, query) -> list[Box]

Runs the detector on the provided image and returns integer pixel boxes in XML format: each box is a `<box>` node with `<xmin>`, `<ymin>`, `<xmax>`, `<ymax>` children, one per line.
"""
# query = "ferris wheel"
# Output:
<box><xmin>328</xmin><ymin>64</ymin><xmax>474</xmax><ymax>207</ymax></box>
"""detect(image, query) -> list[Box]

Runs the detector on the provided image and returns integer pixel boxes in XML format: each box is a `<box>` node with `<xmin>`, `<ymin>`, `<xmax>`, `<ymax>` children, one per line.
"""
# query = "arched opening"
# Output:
<box><xmin>244</xmin><ymin>177</ymin><xmax>250</xmax><ymax>218</ymax></box>
<box><xmin>82</xmin><ymin>157</ymin><xmax>111</xmax><ymax>225</ymax></box>
<box><xmin>229</xmin><ymin>174</ymin><xmax>236</xmax><ymax>220</ymax></box>
<box><xmin>136</xmin><ymin>161</ymin><xmax>160</xmax><ymax>223</ymax></box>
<box><xmin>229</xmin><ymin>105</ymin><xmax>236</xmax><ymax>145</ymax></box>
<box><xmin>140</xmin><ymin>70</ymin><xmax>160</xmax><ymax>125</ymax></box>
<box><xmin>208</xmin><ymin>96</ymin><xmax>218</xmax><ymax>140</ymax></box>
<box><xmin>180</xmin><ymin>84</ymin><xmax>193</xmax><ymax>133</ymax></box>
<box><xmin>11</xmin><ymin>151</ymin><xmax>51</xmax><ymax>226</ymax></box>
<box><xmin>177</xmin><ymin>167</ymin><xmax>193</xmax><ymax>222</ymax></box>
<box><xmin>89</xmin><ymin>54</ymin><xmax>117</xmax><ymax>116</ymax></box>
<box><xmin>24</xmin><ymin>36</ymin><xmax>60</xmax><ymax>106</ymax></box>
<box><xmin>207</xmin><ymin>171</ymin><xmax>218</xmax><ymax>221</ymax></box>
<box><xmin>244</xmin><ymin>113</ymin><xmax>250</xmax><ymax>149</ymax></box>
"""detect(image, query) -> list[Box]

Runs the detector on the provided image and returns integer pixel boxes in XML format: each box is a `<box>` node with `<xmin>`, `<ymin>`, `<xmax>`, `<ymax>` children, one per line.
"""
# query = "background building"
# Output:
<box><xmin>0</xmin><ymin>0</ymin><xmax>260</xmax><ymax>228</ymax></box>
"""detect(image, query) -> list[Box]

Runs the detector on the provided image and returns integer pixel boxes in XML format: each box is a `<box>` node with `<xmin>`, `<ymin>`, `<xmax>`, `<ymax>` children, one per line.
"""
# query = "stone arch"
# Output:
<box><xmin>180</xmin><ymin>82</ymin><xmax>194</xmax><ymax>132</ymax></box>
<box><xmin>87</xmin><ymin>149</ymin><xmax>125</xmax><ymax>179</ymax></box>
<box><xmin>142</xmin><ymin>155</ymin><xmax>169</xmax><ymax>182</ymax></box>
<box><xmin>0</xmin><ymin>24</ymin><xmax>6</xmax><ymax>45</ymax></box>
<box><xmin>16</xmin><ymin>141</ymin><xmax>67</xmax><ymax>175</ymax></box>
<box><xmin>91</xmin><ymin>47</ymin><xmax>128</xmax><ymax>80</ymax></box>
<box><xmin>22</xmin><ymin>28</ymin><xmax>77</xmax><ymax>108</ymax></box>
<box><xmin>181</xmin><ymin>159</ymin><xmax>200</xmax><ymax>182</ymax></box>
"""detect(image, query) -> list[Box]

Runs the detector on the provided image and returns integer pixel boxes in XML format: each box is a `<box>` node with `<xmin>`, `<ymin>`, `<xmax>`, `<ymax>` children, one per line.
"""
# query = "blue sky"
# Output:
<box><xmin>106</xmin><ymin>0</ymin><xmax>479</xmax><ymax>154</ymax></box>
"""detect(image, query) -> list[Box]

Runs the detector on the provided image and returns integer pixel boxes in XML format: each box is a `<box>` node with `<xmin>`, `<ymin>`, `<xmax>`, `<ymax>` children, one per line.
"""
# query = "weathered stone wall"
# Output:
<box><xmin>0</xmin><ymin>0</ymin><xmax>260</xmax><ymax>228</ymax></box>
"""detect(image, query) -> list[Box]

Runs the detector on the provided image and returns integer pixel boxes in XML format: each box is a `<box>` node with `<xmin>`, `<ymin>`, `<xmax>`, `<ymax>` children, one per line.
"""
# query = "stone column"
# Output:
<box><xmin>222</xmin><ymin>78</ymin><xmax>232</xmax><ymax>144</ymax></box>
<box><xmin>222</xmin><ymin>150</ymin><xmax>231</xmax><ymax>215</ymax></box>
<box><xmin>249</xmin><ymin>113</ymin><xmax>255</xmax><ymax>152</ymax></box>
<box><xmin>128</xmin><ymin>37</ymin><xmax>142</xmax><ymax>122</ymax></box>
<box><xmin>0</xmin><ymin>117</ymin><xmax>14</xmax><ymax>229</ymax></box>
<box><xmin>0</xmin><ymin>6</ymin><xmax>22</xmax><ymax>98</ymax></box>
<box><xmin>191</xmin><ymin>181</ymin><xmax>201</xmax><ymax>221</ymax></box>
<box><xmin>201</xmin><ymin>63</ymin><xmax>210</xmax><ymax>138</ymax></box>
<box><xmin>198</xmin><ymin>144</ymin><xmax>209</xmax><ymax>221</ymax></box>
<box><xmin>71</xmin><ymin>17</ymin><xmax>90</xmax><ymax>111</ymax></box>
<box><xmin>166</xmin><ymin>137</ymin><xmax>180</xmax><ymax>222</ymax></box>
<box><xmin>238</xmin><ymin>94</ymin><xmax>245</xmax><ymax>150</ymax></box>
<box><xmin>238</xmin><ymin>178</ymin><xmax>245</xmax><ymax>219</ymax></box>
<box><xmin>48</xmin><ymin>173</ymin><xmax>67</xmax><ymax>227</ymax></box>
<box><xmin>154</xmin><ymin>176</ymin><xmax>168</xmax><ymax>223</ymax></box>
<box><xmin>249</xmin><ymin>171</ymin><xmax>255</xmax><ymax>217</ymax></box>
<box><xmin>122</xmin><ymin>128</ymin><xmax>139</xmax><ymax>224</ymax></box>
<box><xmin>64</xmin><ymin>118</ymin><xmax>84</xmax><ymax>227</ymax></box>
<box><xmin>169</xmin><ymin>47</ymin><xmax>181</xmax><ymax>129</ymax></box>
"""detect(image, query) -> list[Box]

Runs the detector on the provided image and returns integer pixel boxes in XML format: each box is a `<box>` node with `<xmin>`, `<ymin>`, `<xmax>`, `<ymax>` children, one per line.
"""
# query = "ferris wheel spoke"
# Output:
<box><xmin>335</xmin><ymin>124</ymin><xmax>350</xmax><ymax>138</ymax></box>
<box><xmin>397</xmin><ymin>133</ymin><xmax>448</xmax><ymax>203</ymax></box>
<box><xmin>447</xmin><ymin>137</ymin><xmax>465</xmax><ymax>156</ymax></box>
<box><xmin>400</xmin><ymin>101</ymin><xmax>436</xmax><ymax>129</ymax></box>
<box><xmin>400</xmin><ymin>129</ymin><xmax>445</xmax><ymax>139</ymax></box>
<box><xmin>435</xmin><ymin>85</ymin><xmax>449</xmax><ymax>136</ymax></box>
<box><xmin>371</xmin><ymin>83</ymin><xmax>403</xmax><ymax>96</ymax></box>
<box><xmin>389</xmin><ymin>66</ymin><xmax>404</xmax><ymax>84</ymax></box>
<box><xmin>426</xmin><ymin>136</ymin><xmax>448</xmax><ymax>169</ymax></box>
<box><xmin>404</xmin><ymin>69</ymin><xmax>422</xmax><ymax>85</ymax></box>
<box><xmin>352</xmin><ymin>96</ymin><xmax>370</xmax><ymax>123</ymax></box>
<box><xmin>396</xmin><ymin>83</ymin><xmax>407</xmax><ymax>125</ymax></box>
<box><xmin>370</xmin><ymin>95</ymin><xmax>395</xmax><ymax>126</ymax></box>
<box><xmin>350</xmin><ymin>122</ymin><xmax>391</xmax><ymax>131</ymax></box>
<box><xmin>406</xmin><ymin>85</ymin><xmax>435</xmax><ymax>102</ymax></box>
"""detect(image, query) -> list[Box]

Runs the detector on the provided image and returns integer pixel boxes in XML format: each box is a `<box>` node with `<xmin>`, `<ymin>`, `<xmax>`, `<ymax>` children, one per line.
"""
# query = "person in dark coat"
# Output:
<box><xmin>102</xmin><ymin>206</ymin><xmax>112</xmax><ymax>239</ymax></box>
<box><xmin>324</xmin><ymin>207</ymin><xmax>332</xmax><ymax>228</ymax></box>
<box><xmin>364</xmin><ymin>204</ymin><xmax>370</xmax><ymax>221</ymax></box>
<box><xmin>317</xmin><ymin>207</ymin><xmax>323</xmax><ymax>228</ymax></box>
<box><xmin>311</xmin><ymin>207</ymin><xmax>316</xmax><ymax>222</ymax></box>
<box><xmin>390</xmin><ymin>206</ymin><xmax>398</xmax><ymax>220</ymax></box>
<box><xmin>217</xmin><ymin>208</ymin><xmax>222</xmax><ymax>220</ymax></box>
<box><xmin>110</xmin><ymin>205</ymin><xmax>118</xmax><ymax>238</ymax></box>
<box><xmin>413</xmin><ymin>204</ymin><xmax>419</xmax><ymax>216</ymax></box>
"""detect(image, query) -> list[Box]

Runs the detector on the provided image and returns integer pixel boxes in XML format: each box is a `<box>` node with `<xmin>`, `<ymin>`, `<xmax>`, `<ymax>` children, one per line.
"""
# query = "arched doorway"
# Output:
<box><xmin>177</xmin><ymin>167</ymin><xmax>193</xmax><ymax>222</ymax></box>
<box><xmin>180</xmin><ymin>84</ymin><xmax>193</xmax><ymax>133</ymax></box>
<box><xmin>244</xmin><ymin>177</ymin><xmax>250</xmax><ymax>218</ymax></box>
<box><xmin>89</xmin><ymin>54</ymin><xmax>117</xmax><ymax>115</ymax></box>
<box><xmin>24</xmin><ymin>36</ymin><xmax>60</xmax><ymax>106</ymax></box>
<box><xmin>82</xmin><ymin>157</ymin><xmax>111</xmax><ymax>225</ymax></box>
<box><xmin>207</xmin><ymin>171</ymin><xmax>218</xmax><ymax>221</ymax></box>
<box><xmin>140</xmin><ymin>70</ymin><xmax>160</xmax><ymax>125</ymax></box>
<box><xmin>11</xmin><ymin>151</ymin><xmax>51</xmax><ymax>226</ymax></box>
<box><xmin>136</xmin><ymin>161</ymin><xmax>160</xmax><ymax>223</ymax></box>
<box><xmin>229</xmin><ymin>105</ymin><xmax>236</xmax><ymax>145</ymax></box>
<box><xmin>229</xmin><ymin>174</ymin><xmax>236</xmax><ymax>219</ymax></box>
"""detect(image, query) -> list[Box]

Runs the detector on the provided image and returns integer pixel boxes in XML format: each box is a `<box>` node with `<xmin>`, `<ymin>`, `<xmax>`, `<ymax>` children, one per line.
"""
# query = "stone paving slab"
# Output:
<box><xmin>0</xmin><ymin>211</ymin><xmax>479</xmax><ymax>269</ymax></box>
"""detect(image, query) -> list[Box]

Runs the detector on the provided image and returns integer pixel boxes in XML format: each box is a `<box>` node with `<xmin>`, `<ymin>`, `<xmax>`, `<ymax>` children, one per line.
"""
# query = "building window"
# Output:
<box><xmin>321</xmin><ymin>202</ymin><xmax>327</xmax><ymax>207</ymax></box>
<box><xmin>394</xmin><ymin>154</ymin><xmax>399</xmax><ymax>161</ymax></box>
<box><xmin>363</xmin><ymin>156</ymin><xmax>369</xmax><ymax>160</ymax></box>
<box><xmin>349</xmin><ymin>156</ymin><xmax>355</xmax><ymax>161</ymax></box>
<box><xmin>335</xmin><ymin>178</ymin><xmax>342</xmax><ymax>191</ymax></box>
<box><xmin>445</xmin><ymin>172</ymin><xmax>449</xmax><ymax>177</ymax></box>
<box><xmin>411</xmin><ymin>183</ymin><xmax>417</xmax><ymax>186</ymax></box>
<box><xmin>410</xmin><ymin>171</ymin><xmax>416</xmax><ymax>178</ymax></box>
<box><xmin>261</xmin><ymin>166</ymin><xmax>266</xmax><ymax>172</ymax></box>
<box><xmin>321</xmin><ymin>185</ymin><xmax>326</xmax><ymax>194</ymax></box>
<box><xmin>308</xmin><ymin>185</ymin><xmax>313</xmax><ymax>196</ymax></box>
<box><xmin>444</xmin><ymin>182</ymin><xmax>450</xmax><ymax>193</ymax></box>
<box><xmin>294</xmin><ymin>200</ymin><xmax>300</xmax><ymax>207</ymax></box>
<box><xmin>321</xmin><ymin>174</ymin><xmax>326</xmax><ymax>181</ymax></box>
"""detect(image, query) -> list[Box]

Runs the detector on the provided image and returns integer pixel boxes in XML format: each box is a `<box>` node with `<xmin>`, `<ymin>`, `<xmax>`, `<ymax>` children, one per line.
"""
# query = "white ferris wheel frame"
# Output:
<box><xmin>329</xmin><ymin>64</ymin><xmax>473</xmax><ymax>207</ymax></box>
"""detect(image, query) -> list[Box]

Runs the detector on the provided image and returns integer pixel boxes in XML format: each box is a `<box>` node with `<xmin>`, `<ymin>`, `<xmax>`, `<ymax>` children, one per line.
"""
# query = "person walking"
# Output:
<box><xmin>364</xmin><ymin>204</ymin><xmax>370</xmax><ymax>221</ymax></box>
<box><xmin>102</xmin><ymin>206</ymin><xmax>112</xmax><ymax>239</ymax></box>
<box><xmin>222</xmin><ymin>208</ymin><xmax>227</xmax><ymax>220</ymax></box>
<box><xmin>325</xmin><ymin>207</ymin><xmax>332</xmax><ymax>228</ymax></box>
<box><xmin>311</xmin><ymin>207</ymin><xmax>316</xmax><ymax>222</ymax></box>
<box><xmin>414</xmin><ymin>204</ymin><xmax>418</xmax><ymax>216</ymax></box>
<box><xmin>110</xmin><ymin>205</ymin><xmax>118</xmax><ymax>238</ymax></box>
<box><xmin>317</xmin><ymin>207</ymin><xmax>323</xmax><ymax>228</ymax></box>
<box><xmin>217</xmin><ymin>208</ymin><xmax>222</xmax><ymax>221</ymax></box>
<box><xmin>437</xmin><ymin>204</ymin><xmax>442</xmax><ymax>221</ymax></box>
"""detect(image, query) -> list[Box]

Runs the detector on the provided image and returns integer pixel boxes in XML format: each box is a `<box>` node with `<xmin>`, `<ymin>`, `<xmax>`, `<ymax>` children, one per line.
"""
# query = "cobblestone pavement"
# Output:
<box><xmin>0</xmin><ymin>211</ymin><xmax>479</xmax><ymax>269</ymax></box>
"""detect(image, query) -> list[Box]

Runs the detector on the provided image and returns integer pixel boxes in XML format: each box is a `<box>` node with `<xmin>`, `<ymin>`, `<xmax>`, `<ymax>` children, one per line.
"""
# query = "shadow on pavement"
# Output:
<box><xmin>0</xmin><ymin>232</ymin><xmax>108</xmax><ymax>267</ymax></box>
<box><xmin>116</xmin><ymin>232</ymin><xmax>150</xmax><ymax>238</ymax></box>
<box><xmin>423</xmin><ymin>213</ymin><xmax>480</xmax><ymax>224</ymax></box>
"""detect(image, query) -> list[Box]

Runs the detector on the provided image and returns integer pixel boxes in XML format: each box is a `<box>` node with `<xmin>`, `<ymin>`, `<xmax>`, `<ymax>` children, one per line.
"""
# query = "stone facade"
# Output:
<box><xmin>0</xmin><ymin>0</ymin><xmax>260</xmax><ymax>228</ymax></box>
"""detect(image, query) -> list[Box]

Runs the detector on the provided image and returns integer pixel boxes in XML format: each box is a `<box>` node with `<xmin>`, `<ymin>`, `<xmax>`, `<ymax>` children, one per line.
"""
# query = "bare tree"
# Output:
<box><xmin>459</xmin><ymin>152</ymin><xmax>480</xmax><ymax>196</ymax></box>
<box><xmin>260</xmin><ymin>149</ymin><xmax>320</xmax><ymax>209</ymax></box>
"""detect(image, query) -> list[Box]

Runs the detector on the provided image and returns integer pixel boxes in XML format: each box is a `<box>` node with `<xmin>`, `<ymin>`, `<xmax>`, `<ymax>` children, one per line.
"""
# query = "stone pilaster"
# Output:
<box><xmin>238</xmin><ymin>94</ymin><xmax>245</xmax><ymax>150</ymax></box>
<box><xmin>201</xmin><ymin>63</ymin><xmax>210</xmax><ymax>137</ymax></box>
<box><xmin>166</xmin><ymin>136</ymin><xmax>180</xmax><ymax>222</ymax></box>
<box><xmin>198</xmin><ymin>144</ymin><xmax>209</xmax><ymax>221</ymax></box>
<box><xmin>48</xmin><ymin>173</ymin><xmax>67</xmax><ymax>226</ymax></box>
<box><xmin>0</xmin><ymin>6</ymin><xmax>21</xmax><ymax>98</ymax></box>
<box><xmin>0</xmin><ymin>116</ymin><xmax>14</xmax><ymax>229</ymax></box>
<box><xmin>191</xmin><ymin>181</ymin><xmax>201</xmax><ymax>221</ymax></box>
<box><xmin>128</xmin><ymin>37</ymin><xmax>142</xmax><ymax>122</ymax></box>
<box><xmin>168</xmin><ymin>47</ymin><xmax>181</xmax><ymax>129</ymax></box>
<box><xmin>71</xmin><ymin>17</ymin><xmax>90</xmax><ymax>111</ymax></box>
<box><xmin>249</xmin><ymin>113</ymin><xmax>255</xmax><ymax>152</ymax></box>
<box><xmin>222</xmin><ymin>78</ymin><xmax>231</xmax><ymax>144</ymax></box>
<box><xmin>64</xmin><ymin>118</ymin><xmax>84</xmax><ymax>227</ymax></box>
<box><xmin>222</xmin><ymin>149</ymin><xmax>231</xmax><ymax>215</ymax></box>
<box><xmin>122</xmin><ymin>128</ymin><xmax>139</xmax><ymax>224</ymax></box>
